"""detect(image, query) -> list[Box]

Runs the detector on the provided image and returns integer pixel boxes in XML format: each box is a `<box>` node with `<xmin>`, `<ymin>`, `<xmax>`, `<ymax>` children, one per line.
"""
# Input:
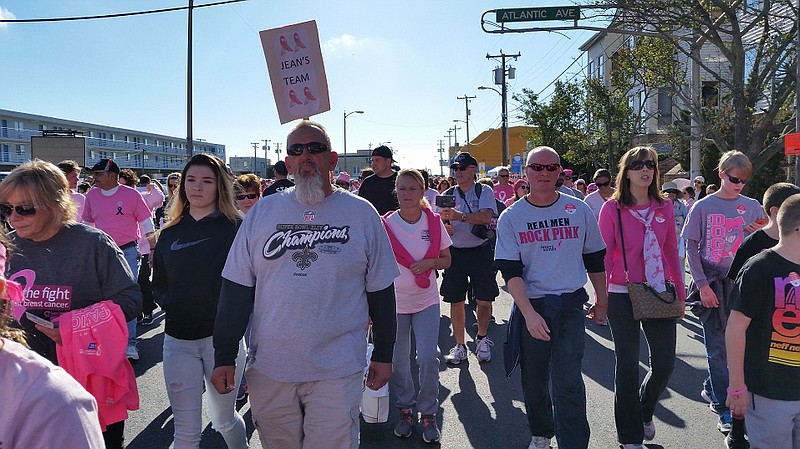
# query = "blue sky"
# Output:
<box><xmin>0</xmin><ymin>1</ymin><xmax>602</xmax><ymax>173</ymax></box>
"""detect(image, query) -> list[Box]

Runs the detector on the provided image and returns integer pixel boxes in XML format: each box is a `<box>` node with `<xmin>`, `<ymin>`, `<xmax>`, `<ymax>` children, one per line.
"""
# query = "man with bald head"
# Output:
<box><xmin>495</xmin><ymin>146</ymin><xmax>607</xmax><ymax>449</ymax></box>
<box><xmin>211</xmin><ymin>120</ymin><xmax>399</xmax><ymax>449</ymax></box>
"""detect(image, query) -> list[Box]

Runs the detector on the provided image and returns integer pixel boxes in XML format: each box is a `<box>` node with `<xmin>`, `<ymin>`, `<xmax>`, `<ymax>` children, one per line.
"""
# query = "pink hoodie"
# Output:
<box><xmin>598</xmin><ymin>198</ymin><xmax>687</xmax><ymax>302</ymax></box>
<box><xmin>56</xmin><ymin>301</ymin><xmax>139</xmax><ymax>430</ymax></box>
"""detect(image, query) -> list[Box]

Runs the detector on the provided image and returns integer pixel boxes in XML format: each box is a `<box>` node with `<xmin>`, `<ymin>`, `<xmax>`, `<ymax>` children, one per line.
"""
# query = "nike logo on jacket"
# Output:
<box><xmin>170</xmin><ymin>238</ymin><xmax>211</xmax><ymax>251</ymax></box>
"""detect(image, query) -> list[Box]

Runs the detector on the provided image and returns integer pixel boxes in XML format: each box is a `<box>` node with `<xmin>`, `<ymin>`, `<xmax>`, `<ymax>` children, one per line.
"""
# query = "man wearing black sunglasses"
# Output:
<box><xmin>438</xmin><ymin>152</ymin><xmax>499</xmax><ymax>366</ymax></box>
<box><xmin>359</xmin><ymin>145</ymin><xmax>399</xmax><ymax>215</ymax></box>
<box><xmin>212</xmin><ymin>120</ymin><xmax>400</xmax><ymax>449</ymax></box>
<box><xmin>495</xmin><ymin>146</ymin><xmax>607</xmax><ymax>449</ymax></box>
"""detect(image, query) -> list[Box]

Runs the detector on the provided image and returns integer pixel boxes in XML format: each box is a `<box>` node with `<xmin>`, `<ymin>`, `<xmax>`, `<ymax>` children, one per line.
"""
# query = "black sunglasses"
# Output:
<box><xmin>0</xmin><ymin>203</ymin><xmax>37</xmax><ymax>218</ymax></box>
<box><xmin>527</xmin><ymin>163</ymin><xmax>561</xmax><ymax>172</ymax></box>
<box><xmin>499</xmin><ymin>174</ymin><xmax>509</xmax><ymax>178</ymax></box>
<box><xmin>595</xmin><ymin>181</ymin><xmax>611</xmax><ymax>187</ymax></box>
<box><xmin>287</xmin><ymin>142</ymin><xmax>329</xmax><ymax>156</ymax></box>
<box><xmin>235</xmin><ymin>193</ymin><xmax>259</xmax><ymax>200</ymax></box>
<box><xmin>628</xmin><ymin>160</ymin><xmax>656</xmax><ymax>171</ymax></box>
<box><xmin>453</xmin><ymin>165</ymin><xmax>475</xmax><ymax>172</ymax></box>
<box><xmin>168</xmin><ymin>184</ymin><xmax>177</xmax><ymax>189</ymax></box>
<box><xmin>725</xmin><ymin>173</ymin><xmax>748</xmax><ymax>185</ymax></box>
<box><xmin>519</xmin><ymin>185</ymin><xmax>530</xmax><ymax>190</ymax></box>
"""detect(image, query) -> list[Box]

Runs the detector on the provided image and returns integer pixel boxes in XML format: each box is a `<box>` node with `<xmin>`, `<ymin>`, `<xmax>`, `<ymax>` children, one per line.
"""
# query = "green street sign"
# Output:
<box><xmin>496</xmin><ymin>6</ymin><xmax>580</xmax><ymax>23</ymax></box>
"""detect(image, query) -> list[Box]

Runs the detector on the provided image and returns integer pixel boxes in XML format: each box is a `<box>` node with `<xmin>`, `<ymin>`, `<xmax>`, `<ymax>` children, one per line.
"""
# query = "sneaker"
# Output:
<box><xmin>700</xmin><ymin>389</ymin><xmax>714</xmax><ymax>403</ymax></box>
<box><xmin>236</xmin><ymin>383</ymin><xmax>248</xmax><ymax>401</ymax></box>
<box><xmin>643</xmin><ymin>421</ymin><xmax>656</xmax><ymax>441</ymax></box>
<box><xmin>528</xmin><ymin>436</ymin><xmax>552</xmax><ymax>449</ymax></box>
<box><xmin>718</xmin><ymin>410</ymin><xmax>733</xmax><ymax>434</ymax></box>
<box><xmin>475</xmin><ymin>337</ymin><xmax>494</xmax><ymax>362</ymax></box>
<box><xmin>125</xmin><ymin>344</ymin><xmax>139</xmax><ymax>361</ymax></box>
<box><xmin>444</xmin><ymin>344</ymin><xmax>468</xmax><ymax>365</ymax></box>
<box><xmin>621</xmin><ymin>445</ymin><xmax>644</xmax><ymax>449</ymax></box>
<box><xmin>420</xmin><ymin>414</ymin><xmax>440</xmax><ymax>443</ymax></box>
<box><xmin>140</xmin><ymin>313</ymin><xmax>154</xmax><ymax>326</ymax></box>
<box><xmin>724</xmin><ymin>432</ymin><xmax>750</xmax><ymax>449</ymax></box>
<box><xmin>393</xmin><ymin>408</ymin><xmax>415</xmax><ymax>438</ymax></box>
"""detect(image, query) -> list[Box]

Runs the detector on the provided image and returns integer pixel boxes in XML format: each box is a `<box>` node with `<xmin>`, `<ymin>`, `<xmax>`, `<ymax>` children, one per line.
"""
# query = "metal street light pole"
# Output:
<box><xmin>343</xmin><ymin>110</ymin><xmax>364</xmax><ymax>172</ymax></box>
<box><xmin>186</xmin><ymin>0</ymin><xmax>194</xmax><ymax>160</ymax></box>
<box><xmin>478</xmin><ymin>85</ymin><xmax>506</xmax><ymax>167</ymax></box>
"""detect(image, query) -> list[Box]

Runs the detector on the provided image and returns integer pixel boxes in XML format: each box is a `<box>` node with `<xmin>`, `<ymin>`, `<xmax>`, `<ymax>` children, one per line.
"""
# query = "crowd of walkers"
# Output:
<box><xmin>0</xmin><ymin>119</ymin><xmax>799</xmax><ymax>449</ymax></box>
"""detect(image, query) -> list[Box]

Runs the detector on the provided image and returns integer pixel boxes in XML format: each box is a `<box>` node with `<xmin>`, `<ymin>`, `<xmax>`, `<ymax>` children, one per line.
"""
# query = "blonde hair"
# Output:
<box><xmin>0</xmin><ymin>159</ymin><xmax>77</xmax><ymax>226</ymax></box>
<box><xmin>162</xmin><ymin>154</ymin><xmax>240</xmax><ymax>230</ymax></box>
<box><xmin>718</xmin><ymin>150</ymin><xmax>752</xmax><ymax>178</ymax></box>
<box><xmin>395</xmin><ymin>168</ymin><xmax>430</xmax><ymax>209</ymax></box>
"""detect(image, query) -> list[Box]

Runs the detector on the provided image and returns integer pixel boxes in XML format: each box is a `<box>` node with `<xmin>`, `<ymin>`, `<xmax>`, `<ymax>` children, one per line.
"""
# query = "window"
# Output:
<box><xmin>588</xmin><ymin>60</ymin><xmax>595</xmax><ymax>79</ymax></box>
<box><xmin>1</xmin><ymin>144</ymin><xmax>8</xmax><ymax>162</ymax></box>
<box><xmin>1</xmin><ymin>120</ymin><xmax>6</xmax><ymax>137</ymax></box>
<box><xmin>639</xmin><ymin>90</ymin><xmax>647</xmax><ymax>118</ymax></box>
<box><xmin>657</xmin><ymin>88</ymin><xmax>673</xmax><ymax>127</ymax></box>
<box><xmin>702</xmin><ymin>81</ymin><xmax>719</xmax><ymax>108</ymax></box>
<box><xmin>597</xmin><ymin>55</ymin><xmax>605</xmax><ymax>81</ymax></box>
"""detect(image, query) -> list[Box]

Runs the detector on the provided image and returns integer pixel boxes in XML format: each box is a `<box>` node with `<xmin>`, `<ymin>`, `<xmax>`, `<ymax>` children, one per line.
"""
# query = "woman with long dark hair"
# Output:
<box><xmin>152</xmin><ymin>153</ymin><xmax>249</xmax><ymax>449</ymax></box>
<box><xmin>595</xmin><ymin>147</ymin><xmax>687</xmax><ymax>448</ymax></box>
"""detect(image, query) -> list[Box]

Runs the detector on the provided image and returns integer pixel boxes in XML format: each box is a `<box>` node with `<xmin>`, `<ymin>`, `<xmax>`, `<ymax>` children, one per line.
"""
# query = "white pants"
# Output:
<box><xmin>163</xmin><ymin>335</ymin><xmax>248</xmax><ymax>449</ymax></box>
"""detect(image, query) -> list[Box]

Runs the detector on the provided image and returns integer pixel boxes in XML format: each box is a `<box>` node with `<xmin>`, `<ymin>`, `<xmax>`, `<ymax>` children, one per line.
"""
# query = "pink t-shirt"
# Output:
<box><xmin>493</xmin><ymin>184</ymin><xmax>515</xmax><ymax>203</ymax></box>
<box><xmin>71</xmin><ymin>191</ymin><xmax>86</xmax><ymax>222</ymax></box>
<box><xmin>385</xmin><ymin>212</ymin><xmax>452</xmax><ymax>314</ymax></box>
<box><xmin>82</xmin><ymin>185</ymin><xmax>152</xmax><ymax>246</ymax></box>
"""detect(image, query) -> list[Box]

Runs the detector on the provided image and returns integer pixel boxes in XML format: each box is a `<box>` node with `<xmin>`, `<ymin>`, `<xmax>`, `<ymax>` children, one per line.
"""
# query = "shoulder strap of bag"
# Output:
<box><xmin>617</xmin><ymin>206</ymin><xmax>630</xmax><ymax>283</ymax></box>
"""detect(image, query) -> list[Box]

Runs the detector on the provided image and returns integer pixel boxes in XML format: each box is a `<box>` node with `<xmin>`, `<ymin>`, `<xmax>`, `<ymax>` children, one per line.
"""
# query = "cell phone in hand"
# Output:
<box><xmin>435</xmin><ymin>195</ymin><xmax>455</xmax><ymax>208</ymax></box>
<box><xmin>25</xmin><ymin>312</ymin><xmax>58</xmax><ymax>329</ymax></box>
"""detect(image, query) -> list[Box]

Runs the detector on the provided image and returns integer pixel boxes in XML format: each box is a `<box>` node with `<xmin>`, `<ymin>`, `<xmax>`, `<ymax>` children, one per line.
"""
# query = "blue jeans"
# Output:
<box><xmin>392</xmin><ymin>303</ymin><xmax>440</xmax><ymax>415</ymax></box>
<box><xmin>121</xmin><ymin>245</ymin><xmax>140</xmax><ymax>347</ymax></box>
<box><xmin>607</xmin><ymin>293</ymin><xmax>676</xmax><ymax>444</ymax></box>
<box><xmin>700</xmin><ymin>307</ymin><xmax>729</xmax><ymax>413</ymax></box>
<box><xmin>519</xmin><ymin>289</ymin><xmax>590</xmax><ymax>449</ymax></box>
<box><xmin>163</xmin><ymin>335</ymin><xmax>248</xmax><ymax>449</ymax></box>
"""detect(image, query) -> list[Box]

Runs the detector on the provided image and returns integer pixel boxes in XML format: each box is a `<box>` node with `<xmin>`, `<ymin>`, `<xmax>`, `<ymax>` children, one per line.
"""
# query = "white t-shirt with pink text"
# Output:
<box><xmin>385</xmin><ymin>212</ymin><xmax>452</xmax><ymax>314</ymax></box>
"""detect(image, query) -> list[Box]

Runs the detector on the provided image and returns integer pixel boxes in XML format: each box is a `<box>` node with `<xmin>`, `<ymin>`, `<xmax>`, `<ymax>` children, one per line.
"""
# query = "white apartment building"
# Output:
<box><xmin>0</xmin><ymin>109</ymin><xmax>225</xmax><ymax>175</ymax></box>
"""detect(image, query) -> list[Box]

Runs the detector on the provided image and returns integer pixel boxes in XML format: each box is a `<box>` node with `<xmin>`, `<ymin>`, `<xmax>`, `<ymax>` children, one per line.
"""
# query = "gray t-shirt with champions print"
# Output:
<box><xmin>222</xmin><ymin>188</ymin><xmax>399</xmax><ymax>382</ymax></box>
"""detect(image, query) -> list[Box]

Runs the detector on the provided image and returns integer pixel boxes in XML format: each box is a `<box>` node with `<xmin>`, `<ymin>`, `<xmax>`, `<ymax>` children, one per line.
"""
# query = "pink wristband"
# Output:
<box><xmin>727</xmin><ymin>386</ymin><xmax>747</xmax><ymax>397</ymax></box>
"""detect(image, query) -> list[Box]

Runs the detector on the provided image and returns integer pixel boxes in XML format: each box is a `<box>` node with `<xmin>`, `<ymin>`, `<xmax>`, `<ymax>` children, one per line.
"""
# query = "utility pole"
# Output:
<box><xmin>262</xmin><ymin>139</ymin><xmax>271</xmax><ymax>176</ymax></box>
<box><xmin>437</xmin><ymin>139</ymin><xmax>445</xmax><ymax>176</ymax></box>
<box><xmin>251</xmin><ymin>142</ymin><xmax>260</xmax><ymax>176</ymax></box>
<box><xmin>452</xmin><ymin>126</ymin><xmax>461</xmax><ymax>152</ymax></box>
<box><xmin>444</xmin><ymin>129</ymin><xmax>454</xmax><ymax>158</ymax></box>
<box><xmin>486</xmin><ymin>50</ymin><xmax>520</xmax><ymax>166</ymax></box>
<box><xmin>456</xmin><ymin>95</ymin><xmax>475</xmax><ymax>151</ymax></box>
<box><xmin>274</xmin><ymin>143</ymin><xmax>282</xmax><ymax>163</ymax></box>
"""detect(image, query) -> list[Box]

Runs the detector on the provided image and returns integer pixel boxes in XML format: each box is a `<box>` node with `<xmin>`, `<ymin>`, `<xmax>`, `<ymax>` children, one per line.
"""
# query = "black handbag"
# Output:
<box><xmin>617</xmin><ymin>208</ymin><xmax>682</xmax><ymax>321</ymax></box>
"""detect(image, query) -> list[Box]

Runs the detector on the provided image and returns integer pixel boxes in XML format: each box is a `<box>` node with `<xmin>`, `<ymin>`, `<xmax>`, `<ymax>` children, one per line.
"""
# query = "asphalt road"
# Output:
<box><xmin>125</xmin><ymin>275</ymin><xmax>727</xmax><ymax>448</ymax></box>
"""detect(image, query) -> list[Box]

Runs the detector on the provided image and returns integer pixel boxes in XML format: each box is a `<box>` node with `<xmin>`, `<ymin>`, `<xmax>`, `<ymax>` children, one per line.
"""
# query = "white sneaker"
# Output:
<box><xmin>444</xmin><ymin>344</ymin><xmax>467</xmax><ymax>364</ymax></box>
<box><xmin>529</xmin><ymin>436</ymin><xmax>552</xmax><ymax>449</ymax></box>
<box><xmin>475</xmin><ymin>337</ymin><xmax>494</xmax><ymax>362</ymax></box>
<box><xmin>125</xmin><ymin>344</ymin><xmax>139</xmax><ymax>361</ymax></box>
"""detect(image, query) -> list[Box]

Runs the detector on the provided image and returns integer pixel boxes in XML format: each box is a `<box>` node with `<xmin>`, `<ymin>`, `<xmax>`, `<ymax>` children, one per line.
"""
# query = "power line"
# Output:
<box><xmin>0</xmin><ymin>0</ymin><xmax>247</xmax><ymax>23</ymax></box>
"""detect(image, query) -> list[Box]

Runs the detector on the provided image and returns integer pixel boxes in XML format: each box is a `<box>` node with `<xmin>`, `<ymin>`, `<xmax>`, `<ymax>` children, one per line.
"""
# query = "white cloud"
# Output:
<box><xmin>0</xmin><ymin>6</ymin><xmax>15</xmax><ymax>30</ymax></box>
<box><xmin>323</xmin><ymin>33</ymin><xmax>386</xmax><ymax>56</ymax></box>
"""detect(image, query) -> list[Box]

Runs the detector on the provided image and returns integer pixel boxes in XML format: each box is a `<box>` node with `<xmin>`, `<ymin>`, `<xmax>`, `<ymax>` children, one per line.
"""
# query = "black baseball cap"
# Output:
<box><xmin>371</xmin><ymin>145</ymin><xmax>394</xmax><ymax>161</ymax></box>
<box><xmin>450</xmin><ymin>152</ymin><xmax>478</xmax><ymax>169</ymax></box>
<box><xmin>89</xmin><ymin>158</ymin><xmax>120</xmax><ymax>174</ymax></box>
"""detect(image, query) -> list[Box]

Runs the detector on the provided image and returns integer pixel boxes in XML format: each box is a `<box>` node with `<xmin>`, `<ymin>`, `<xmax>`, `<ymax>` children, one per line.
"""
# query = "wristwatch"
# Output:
<box><xmin>461</xmin><ymin>213</ymin><xmax>467</xmax><ymax>222</ymax></box>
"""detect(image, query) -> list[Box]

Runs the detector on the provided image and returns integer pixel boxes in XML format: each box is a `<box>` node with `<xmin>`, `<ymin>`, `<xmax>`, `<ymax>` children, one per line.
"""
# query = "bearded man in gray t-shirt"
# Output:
<box><xmin>211</xmin><ymin>120</ymin><xmax>399</xmax><ymax>449</ymax></box>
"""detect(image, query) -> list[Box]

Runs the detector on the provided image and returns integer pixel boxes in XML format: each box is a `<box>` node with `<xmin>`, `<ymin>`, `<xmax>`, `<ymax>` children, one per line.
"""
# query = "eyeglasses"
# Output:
<box><xmin>725</xmin><ymin>173</ymin><xmax>748</xmax><ymax>185</ymax></box>
<box><xmin>168</xmin><ymin>184</ymin><xmax>177</xmax><ymax>189</ymax></box>
<box><xmin>627</xmin><ymin>160</ymin><xmax>656</xmax><ymax>171</ymax></box>
<box><xmin>595</xmin><ymin>181</ymin><xmax>611</xmax><ymax>187</ymax></box>
<box><xmin>527</xmin><ymin>163</ymin><xmax>561</xmax><ymax>172</ymax></box>
<box><xmin>0</xmin><ymin>203</ymin><xmax>37</xmax><ymax>218</ymax></box>
<box><xmin>499</xmin><ymin>174</ymin><xmax>509</xmax><ymax>178</ymax></box>
<box><xmin>519</xmin><ymin>185</ymin><xmax>530</xmax><ymax>190</ymax></box>
<box><xmin>454</xmin><ymin>166</ymin><xmax>473</xmax><ymax>172</ymax></box>
<box><xmin>335</xmin><ymin>182</ymin><xmax>350</xmax><ymax>188</ymax></box>
<box><xmin>286</xmin><ymin>142</ymin><xmax>329</xmax><ymax>156</ymax></box>
<box><xmin>235</xmin><ymin>193</ymin><xmax>259</xmax><ymax>200</ymax></box>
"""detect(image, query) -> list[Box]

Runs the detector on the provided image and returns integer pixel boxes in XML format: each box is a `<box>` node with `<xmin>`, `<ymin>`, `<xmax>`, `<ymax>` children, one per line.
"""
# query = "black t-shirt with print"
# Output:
<box><xmin>729</xmin><ymin>249</ymin><xmax>800</xmax><ymax>400</ymax></box>
<box><xmin>727</xmin><ymin>229</ymin><xmax>778</xmax><ymax>281</ymax></box>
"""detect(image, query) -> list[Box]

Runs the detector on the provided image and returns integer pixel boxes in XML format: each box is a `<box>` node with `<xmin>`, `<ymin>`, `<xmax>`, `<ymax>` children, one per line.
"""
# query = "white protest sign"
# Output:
<box><xmin>260</xmin><ymin>20</ymin><xmax>330</xmax><ymax>124</ymax></box>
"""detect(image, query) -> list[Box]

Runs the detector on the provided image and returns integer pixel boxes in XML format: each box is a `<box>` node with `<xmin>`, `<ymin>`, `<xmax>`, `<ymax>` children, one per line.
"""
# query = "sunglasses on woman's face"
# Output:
<box><xmin>519</xmin><ymin>185</ymin><xmax>530</xmax><ymax>190</ymax></box>
<box><xmin>335</xmin><ymin>182</ymin><xmax>350</xmax><ymax>188</ymax></box>
<box><xmin>286</xmin><ymin>142</ymin><xmax>329</xmax><ymax>156</ymax></box>
<box><xmin>595</xmin><ymin>181</ymin><xmax>611</xmax><ymax>187</ymax></box>
<box><xmin>0</xmin><ymin>203</ymin><xmax>37</xmax><ymax>218</ymax></box>
<box><xmin>627</xmin><ymin>160</ymin><xmax>656</xmax><ymax>171</ymax></box>
<box><xmin>235</xmin><ymin>193</ymin><xmax>259</xmax><ymax>201</ymax></box>
<box><xmin>725</xmin><ymin>173</ymin><xmax>748</xmax><ymax>185</ymax></box>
